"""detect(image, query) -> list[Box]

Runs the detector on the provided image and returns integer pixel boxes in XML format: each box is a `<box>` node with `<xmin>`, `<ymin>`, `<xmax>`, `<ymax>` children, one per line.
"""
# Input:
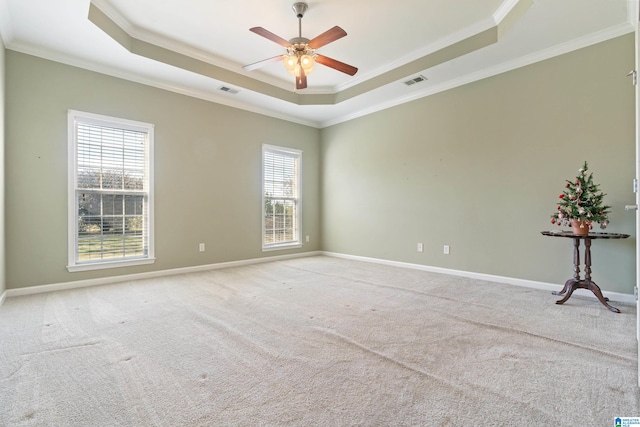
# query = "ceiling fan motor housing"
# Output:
<box><xmin>289</xmin><ymin>37</ymin><xmax>311</xmax><ymax>51</ymax></box>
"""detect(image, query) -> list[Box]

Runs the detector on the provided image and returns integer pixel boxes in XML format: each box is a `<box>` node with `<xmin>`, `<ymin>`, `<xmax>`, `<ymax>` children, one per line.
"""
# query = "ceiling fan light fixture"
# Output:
<box><xmin>300</xmin><ymin>54</ymin><xmax>315</xmax><ymax>73</ymax></box>
<box><xmin>284</xmin><ymin>55</ymin><xmax>298</xmax><ymax>74</ymax></box>
<box><xmin>284</xmin><ymin>53</ymin><xmax>316</xmax><ymax>77</ymax></box>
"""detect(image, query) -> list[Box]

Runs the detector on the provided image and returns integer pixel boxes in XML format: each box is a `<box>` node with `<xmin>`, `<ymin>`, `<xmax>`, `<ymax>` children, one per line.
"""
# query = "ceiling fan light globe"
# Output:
<box><xmin>284</xmin><ymin>55</ymin><xmax>297</xmax><ymax>73</ymax></box>
<box><xmin>300</xmin><ymin>54</ymin><xmax>314</xmax><ymax>71</ymax></box>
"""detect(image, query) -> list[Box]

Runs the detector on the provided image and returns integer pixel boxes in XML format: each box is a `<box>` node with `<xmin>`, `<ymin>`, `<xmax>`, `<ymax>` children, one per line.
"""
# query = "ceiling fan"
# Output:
<box><xmin>242</xmin><ymin>2</ymin><xmax>358</xmax><ymax>90</ymax></box>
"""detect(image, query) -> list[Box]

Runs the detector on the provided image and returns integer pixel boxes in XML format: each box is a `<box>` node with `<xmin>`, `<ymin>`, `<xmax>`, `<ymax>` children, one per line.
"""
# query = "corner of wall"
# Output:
<box><xmin>0</xmin><ymin>35</ymin><xmax>6</xmax><ymax>300</ymax></box>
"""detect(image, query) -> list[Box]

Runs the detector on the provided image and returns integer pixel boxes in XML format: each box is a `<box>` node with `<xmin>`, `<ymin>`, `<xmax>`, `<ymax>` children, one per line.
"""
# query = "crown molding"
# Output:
<box><xmin>6</xmin><ymin>18</ymin><xmax>632</xmax><ymax>130</ymax></box>
<box><xmin>494</xmin><ymin>0</ymin><xmax>526</xmax><ymax>24</ymax></box>
<box><xmin>336</xmin><ymin>17</ymin><xmax>497</xmax><ymax>95</ymax></box>
<box><xmin>6</xmin><ymin>40</ymin><xmax>322</xmax><ymax>128</ymax></box>
<box><xmin>90</xmin><ymin>0</ymin><xmax>297</xmax><ymax>91</ymax></box>
<box><xmin>4</xmin><ymin>0</ymin><xmax>632</xmax><ymax>129</ymax></box>
<box><xmin>87</xmin><ymin>0</ymin><xmax>530</xmax><ymax>103</ymax></box>
<box><xmin>0</xmin><ymin>0</ymin><xmax>13</xmax><ymax>45</ymax></box>
<box><xmin>627</xmin><ymin>0</ymin><xmax>638</xmax><ymax>26</ymax></box>
<box><xmin>319</xmin><ymin>22</ymin><xmax>633</xmax><ymax>128</ymax></box>
<box><xmin>86</xmin><ymin>0</ymin><xmax>531</xmax><ymax>97</ymax></box>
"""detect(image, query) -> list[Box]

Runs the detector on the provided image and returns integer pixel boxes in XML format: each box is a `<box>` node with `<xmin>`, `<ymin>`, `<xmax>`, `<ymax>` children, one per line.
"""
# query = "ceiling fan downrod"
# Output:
<box><xmin>292</xmin><ymin>2</ymin><xmax>308</xmax><ymax>38</ymax></box>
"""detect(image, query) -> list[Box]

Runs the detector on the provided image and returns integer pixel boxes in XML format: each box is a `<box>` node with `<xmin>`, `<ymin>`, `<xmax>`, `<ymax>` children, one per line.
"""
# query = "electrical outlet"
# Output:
<box><xmin>199</xmin><ymin>243</ymin><xmax>205</xmax><ymax>252</ymax></box>
<box><xmin>443</xmin><ymin>245</ymin><xmax>450</xmax><ymax>255</ymax></box>
<box><xmin>306</xmin><ymin>235</ymin><xmax>310</xmax><ymax>243</ymax></box>
<box><xmin>417</xmin><ymin>243</ymin><xmax>423</xmax><ymax>253</ymax></box>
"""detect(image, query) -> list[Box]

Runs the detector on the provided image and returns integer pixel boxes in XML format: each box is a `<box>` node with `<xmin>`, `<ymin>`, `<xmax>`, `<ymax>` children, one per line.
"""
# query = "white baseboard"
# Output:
<box><xmin>3</xmin><ymin>250</ymin><xmax>635</xmax><ymax>307</ymax></box>
<box><xmin>5</xmin><ymin>251</ymin><xmax>322</xmax><ymax>298</ymax></box>
<box><xmin>322</xmin><ymin>251</ymin><xmax>636</xmax><ymax>305</ymax></box>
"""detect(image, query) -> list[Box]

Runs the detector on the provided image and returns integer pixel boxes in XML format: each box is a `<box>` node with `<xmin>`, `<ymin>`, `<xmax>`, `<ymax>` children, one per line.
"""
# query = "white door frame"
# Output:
<box><xmin>633</xmin><ymin>0</ymin><xmax>640</xmax><ymax>388</ymax></box>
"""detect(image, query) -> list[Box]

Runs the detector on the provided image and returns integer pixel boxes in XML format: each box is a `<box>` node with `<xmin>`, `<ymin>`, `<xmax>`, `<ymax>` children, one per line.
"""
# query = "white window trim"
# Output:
<box><xmin>262</xmin><ymin>144</ymin><xmax>302</xmax><ymax>251</ymax></box>
<box><xmin>67</xmin><ymin>110</ymin><xmax>155</xmax><ymax>272</ymax></box>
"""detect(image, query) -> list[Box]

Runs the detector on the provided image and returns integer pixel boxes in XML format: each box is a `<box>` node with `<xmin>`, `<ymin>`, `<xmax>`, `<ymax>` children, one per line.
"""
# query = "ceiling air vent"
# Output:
<box><xmin>403</xmin><ymin>75</ymin><xmax>428</xmax><ymax>86</ymax></box>
<box><xmin>218</xmin><ymin>86</ymin><xmax>239</xmax><ymax>94</ymax></box>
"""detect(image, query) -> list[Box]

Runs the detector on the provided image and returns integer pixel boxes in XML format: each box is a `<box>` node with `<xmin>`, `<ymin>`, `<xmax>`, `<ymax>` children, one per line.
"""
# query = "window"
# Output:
<box><xmin>67</xmin><ymin>110</ymin><xmax>154</xmax><ymax>271</ymax></box>
<box><xmin>262</xmin><ymin>145</ymin><xmax>302</xmax><ymax>250</ymax></box>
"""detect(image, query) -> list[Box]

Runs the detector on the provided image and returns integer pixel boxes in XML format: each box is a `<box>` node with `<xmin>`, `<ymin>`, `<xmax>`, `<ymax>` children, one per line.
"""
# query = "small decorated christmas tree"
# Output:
<box><xmin>550</xmin><ymin>161</ymin><xmax>611</xmax><ymax>231</ymax></box>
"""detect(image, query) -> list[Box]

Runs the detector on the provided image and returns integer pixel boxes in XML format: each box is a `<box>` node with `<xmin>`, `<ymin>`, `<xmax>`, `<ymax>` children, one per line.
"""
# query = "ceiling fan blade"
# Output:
<box><xmin>249</xmin><ymin>27</ymin><xmax>292</xmax><ymax>48</ymax></box>
<box><xmin>307</xmin><ymin>26</ymin><xmax>347</xmax><ymax>49</ymax></box>
<box><xmin>296</xmin><ymin>67</ymin><xmax>307</xmax><ymax>90</ymax></box>
<box><xmin>243</xmin><ymin>55</ymin><xmax>285</xmax><ymax>72</ymax></box>
<box><xmin>315</xmin><ymin>54</ymin><xmax>358</xmax><ymax>76</ymax></box>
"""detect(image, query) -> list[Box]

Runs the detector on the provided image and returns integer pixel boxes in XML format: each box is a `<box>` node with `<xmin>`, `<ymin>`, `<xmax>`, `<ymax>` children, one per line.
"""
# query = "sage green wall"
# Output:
<box><xmin>4</xmin><ymin>35</ymin><xmax>637</xmax><ymax>294</ymax></box>
<box><xmin>5</xmin><ymin>51</ymin><xmax>321</xmax><ymax>289</ymax></box>
<box><xmin>0</xmin><ymin>38</ymin><xmax>5</xmax><ymax>297</ymax></box>
<box><xmin>321</xmin><ymin>34</ymin><xmax>636</xmax><ymax>294</ymax></box>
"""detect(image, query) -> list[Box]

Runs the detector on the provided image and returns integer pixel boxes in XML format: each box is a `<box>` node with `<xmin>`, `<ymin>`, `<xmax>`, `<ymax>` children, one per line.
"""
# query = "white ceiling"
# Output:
<box><xmin>0</xmin><ymin>0</ymin><xmax>634</xmax><ymax>128</ymax></box>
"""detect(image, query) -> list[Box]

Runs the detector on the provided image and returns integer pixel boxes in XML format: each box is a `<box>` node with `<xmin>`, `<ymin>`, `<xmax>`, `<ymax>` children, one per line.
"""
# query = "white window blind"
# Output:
<box><xmin>262</xmin><ymin>145</ymin><xmax>302</xmax><ymax>250</ymax></box>
<box><xmin>68</xmin><ymin>110</ymin><xmax>154</xmax><ymax>271</ymax></box>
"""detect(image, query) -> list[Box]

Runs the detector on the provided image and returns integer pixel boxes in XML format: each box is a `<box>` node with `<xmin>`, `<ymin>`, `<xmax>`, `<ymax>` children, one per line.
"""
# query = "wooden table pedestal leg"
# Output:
<box><xmin>553</xmin><ymin>237</ymin><xmax>580</xmax><ymax>298</ymax></box>
<box><xmin>553</xmin><ymin>236</ymin><xmax>621</xmax><ymax>313</ymax></box>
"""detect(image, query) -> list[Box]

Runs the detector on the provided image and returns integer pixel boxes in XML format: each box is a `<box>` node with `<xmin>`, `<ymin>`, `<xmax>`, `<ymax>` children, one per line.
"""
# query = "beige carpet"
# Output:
<box><xmin>0</xmin><ymin>255</ymin><xmax>638</xmax><ymax>426</ymax></box>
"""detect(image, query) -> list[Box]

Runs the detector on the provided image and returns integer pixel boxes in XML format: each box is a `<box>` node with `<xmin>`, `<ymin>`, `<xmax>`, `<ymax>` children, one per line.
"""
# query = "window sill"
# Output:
<box><xmin>67</xmin><ymin>257</ymin><xmax>156</xmax><ymax>272</ymax></box>
<box><xmin>262</xmin><ymin>243</ymin><xmax>303</xmax><ymax>252</ymax></box>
